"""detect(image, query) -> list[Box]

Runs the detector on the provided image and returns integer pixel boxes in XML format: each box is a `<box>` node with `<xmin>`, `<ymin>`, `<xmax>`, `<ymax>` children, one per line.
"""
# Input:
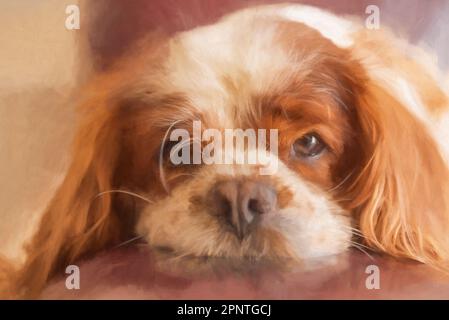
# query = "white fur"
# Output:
<box><xmin>224</xmin><ymin>4</ymin><xmax>358</xmax><ymax>47</ymax></box>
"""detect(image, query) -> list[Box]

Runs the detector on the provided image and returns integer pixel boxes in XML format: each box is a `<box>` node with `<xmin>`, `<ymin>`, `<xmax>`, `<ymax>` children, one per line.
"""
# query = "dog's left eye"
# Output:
<box><xmin>292</xmin><ymin>133</ymin><xmax>326</xmax><ymax>158</ymax></box>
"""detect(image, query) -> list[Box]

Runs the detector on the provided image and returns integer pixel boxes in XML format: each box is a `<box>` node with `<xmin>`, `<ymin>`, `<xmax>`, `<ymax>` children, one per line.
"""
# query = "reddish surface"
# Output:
<box><xmin>41</xmin><ymin>246</ymin><xmax>449</xmax><ymax>299</ymax></box>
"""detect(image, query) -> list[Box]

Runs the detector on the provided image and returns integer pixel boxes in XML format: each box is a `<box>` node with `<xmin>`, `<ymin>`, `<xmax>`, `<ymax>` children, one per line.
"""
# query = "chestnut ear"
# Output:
<box><xmin>13</xmin><ymin>31</ymin><xmax>170</xmax><ymax>297</ymax></box>
<box><xmin>348</xmin><ymin>82</ymin><xmax>449</xmax><ymax>270</ymax></box>
<box><xmin>15</xmin><ymin>93</ymin><xmax>128</xmax><ymax>297</ymax></box>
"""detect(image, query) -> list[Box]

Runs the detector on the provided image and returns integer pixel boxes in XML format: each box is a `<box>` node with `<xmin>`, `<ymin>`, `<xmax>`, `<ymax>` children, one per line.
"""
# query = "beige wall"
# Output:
<box><xmin>0</xmin><ymin>0</ymin><xmax>82</xmax><ymax>90</ymax></box>
<box><xmin>0</xmin><ymin>0</ymin><xmax>81</xmax><ymax>261</ymax></box>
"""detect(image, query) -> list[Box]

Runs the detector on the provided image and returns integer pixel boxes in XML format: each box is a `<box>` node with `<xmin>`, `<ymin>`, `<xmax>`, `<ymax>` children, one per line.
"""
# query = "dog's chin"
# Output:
<box><xmin>142</xmin><ymin>228</ymin><xmax>351</xmax><ymax>262</ymax></box>
<box><xmin>138</xmin><ymin>221</ymin><xmax>351</xmax><ymax>263</ymax></box>
<box><xmin>149</xmin><ymin>242</ymin><xmax>352</xmax><ymax>278</ymax></box>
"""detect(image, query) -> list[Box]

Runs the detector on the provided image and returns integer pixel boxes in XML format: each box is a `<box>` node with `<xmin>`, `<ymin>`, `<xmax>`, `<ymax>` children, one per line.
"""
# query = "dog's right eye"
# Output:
<box><xmin>161</xmin><ymin>141</ymin><xmax>180</xmax><ymax>162</ymax></box>
<box><xmin>163</xmin><ymin>140</ymin><xmax>177</xmax><ymax>154</ymax></box>
<box><xmin>161</xmin><ymin>140</ymin><xmax>196</xmax><ymax>168</ymax></box>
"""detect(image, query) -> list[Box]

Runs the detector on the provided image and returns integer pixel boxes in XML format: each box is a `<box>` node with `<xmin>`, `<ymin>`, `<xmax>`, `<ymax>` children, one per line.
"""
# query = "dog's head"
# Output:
<box><xmin>19</xmin><ymin>4</ymin><xmax>449</xmax><ymax>295</ymax></box>
<box><xmin>132</xmin><ymin>17</ymin><xmax>370</xmax><ymax>260</ymax></box>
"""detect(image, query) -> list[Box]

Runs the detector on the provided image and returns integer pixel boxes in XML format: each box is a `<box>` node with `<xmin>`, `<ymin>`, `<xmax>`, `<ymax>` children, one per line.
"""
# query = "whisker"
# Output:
<box><xmin>341</xmin><ymin>225</ymin><xmax>364</xmax><ymax>235</ymax></box>
<box><xmin>325</xmin><ymin>170</ymin><xmax>355</xmax><ymax>193</ymax></box>
<box><xmin>94</xmin><ymin>190</ymin><xmax>154</xmax><ymax>204</ymax></box>
<box><xmin>350</xmin><ymin>240</ymin><xmax>372</xmax><ymax>251</ymax></box>
<box><xmin>341</xmin><ymin>225</ymin><xmax>373</xmax><ymax>242</ymax></box>
<box><xmin>350</xmin><ymin>241</ymin><xmax>375</xmax><ymax>260</ymax></box>
<box><xmin>345</xmin><ymin>229</ymin><xmax>365</xmax><ymax>239</ymax></box>
<box><xmin>352</xmin><ymin>232</ymin><xmax>366</xmax><ymax>239</ymax></box>
<box><xmin>170</xmin><ymin>137</ymin><xmax>202</xmax><ymax>156</ymax></box>
<box><xmin>159</xmin><ymin>120</ymin><xmax>183</xmax><ymax>195</ymax></box>
<box><xmin>159</xmin><ymin>120</ymin><xmax>203</xmax><ymax>195</ymax></box>
<box><xmin>167</xmin><ymin>172</ymin><xmax>196</xmax><ymax>182</ymax></box>
<box><xmin>114</xmin><ymin>235</ymin><xmax>145</xmax><ymax>249</ymax></box>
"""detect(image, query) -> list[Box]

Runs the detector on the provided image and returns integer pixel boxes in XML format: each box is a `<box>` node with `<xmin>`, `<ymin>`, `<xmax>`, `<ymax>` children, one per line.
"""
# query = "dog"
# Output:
<box><xmin>3</xmin><ymin>3</ymin><xmax>449</xmax><ymax>298</ymax></box>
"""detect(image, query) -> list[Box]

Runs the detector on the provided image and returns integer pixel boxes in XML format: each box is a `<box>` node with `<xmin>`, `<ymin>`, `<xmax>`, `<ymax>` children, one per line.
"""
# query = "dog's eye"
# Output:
<box><xmin>163</xmin><ymin>141</ymin><xmax>176</xmax><ymax>156</ymax></box>
<box><xmin>162</xmin><ymin>140</ymin><xmax>181</xmax><ymax>163</ymax></box>
<box><xmin>292</xmin><ymin>133</ymin><xmax>326</xmax><ymax>158</ymax></box>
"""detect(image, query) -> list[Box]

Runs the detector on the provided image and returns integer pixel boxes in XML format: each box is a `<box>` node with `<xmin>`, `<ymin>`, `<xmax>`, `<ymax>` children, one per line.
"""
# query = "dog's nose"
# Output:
<box><xmin>212</xmin><ymin>179</ymin><xmax>277</xmax><ymax>239</ymax></box>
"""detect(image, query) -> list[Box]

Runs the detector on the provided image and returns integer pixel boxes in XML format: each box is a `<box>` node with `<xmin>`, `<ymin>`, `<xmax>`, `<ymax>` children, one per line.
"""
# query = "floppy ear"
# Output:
<box><xmin>348</xmin><ymin>81</ymin><xmax>449</xmax><ymax>270</ymax></box>
<box><xmin>13</xmin><ymin>32</ymin><xmax>170</xmax><ymax>297</ymax></box>
<box><xmin>15</xmin><ymin>92</ymin><xmax>131</xmax><ymax>297</ymax></box>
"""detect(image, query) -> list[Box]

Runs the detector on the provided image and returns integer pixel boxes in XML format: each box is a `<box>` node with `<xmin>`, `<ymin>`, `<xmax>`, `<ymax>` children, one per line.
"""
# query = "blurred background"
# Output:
<box><xmin>1</xmin><ymin>0</ymin><xmax>448</xmax><ymax>262</ymax></box>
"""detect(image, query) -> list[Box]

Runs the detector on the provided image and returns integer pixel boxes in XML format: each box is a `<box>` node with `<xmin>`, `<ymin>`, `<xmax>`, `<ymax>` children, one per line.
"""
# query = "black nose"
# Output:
<box><xmin>212</xmin><ymin>179</ymin><xmax>277</xmax><ymax>239</ymax></box>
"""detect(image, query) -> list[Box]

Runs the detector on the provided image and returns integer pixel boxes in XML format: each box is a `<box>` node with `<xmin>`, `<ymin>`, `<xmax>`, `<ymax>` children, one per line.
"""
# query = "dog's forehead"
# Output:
<box><xmin>163</xmin><ymin>18</ymin><xmax>324</xmax><ymax>127</ymax></box>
